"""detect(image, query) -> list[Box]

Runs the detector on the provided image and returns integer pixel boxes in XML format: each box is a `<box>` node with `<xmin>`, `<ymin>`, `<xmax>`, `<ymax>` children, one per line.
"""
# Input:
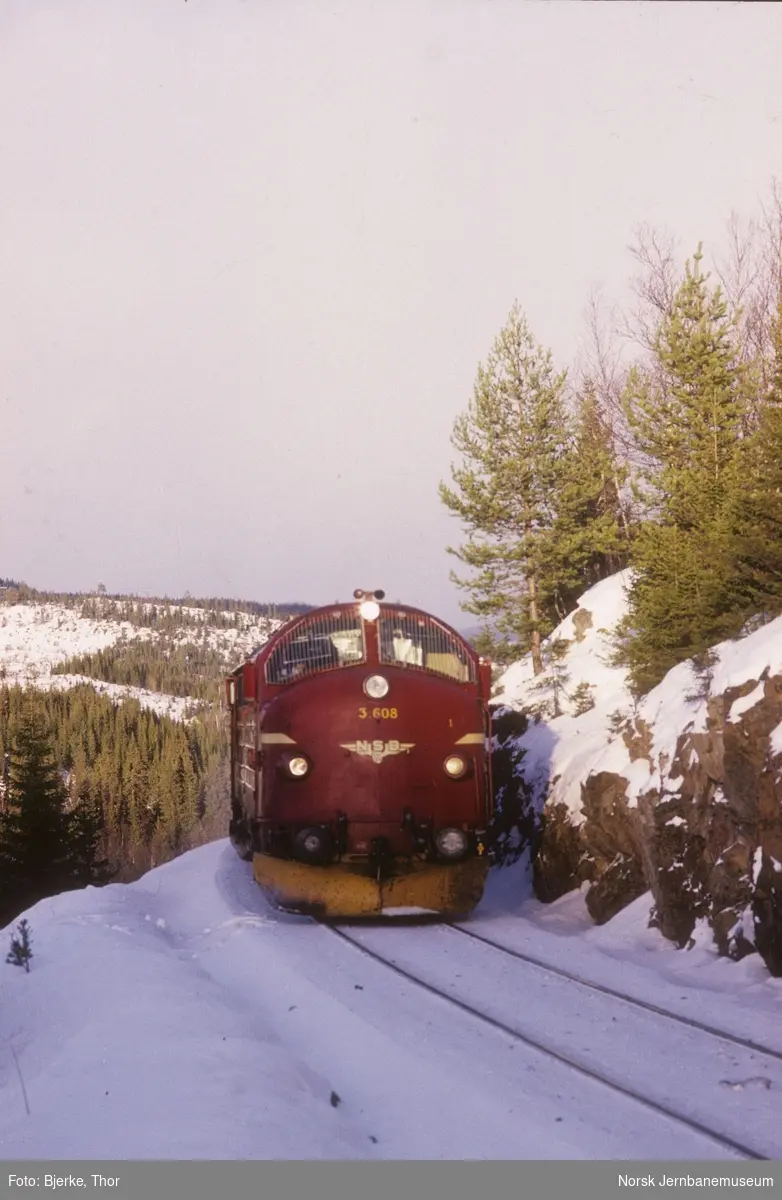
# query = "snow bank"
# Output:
<box><xmin>0</xmin><ymin>845</ymin><xmax>369</xmax><ymax>1160</ymax></box>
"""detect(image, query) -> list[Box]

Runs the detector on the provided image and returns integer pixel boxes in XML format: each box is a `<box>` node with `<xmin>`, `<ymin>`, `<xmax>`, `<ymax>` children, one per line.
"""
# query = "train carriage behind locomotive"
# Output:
<box><xmin>226</xmin><ymin>589</ymin><xmax>494</xmax><ymax>918</ymax></box>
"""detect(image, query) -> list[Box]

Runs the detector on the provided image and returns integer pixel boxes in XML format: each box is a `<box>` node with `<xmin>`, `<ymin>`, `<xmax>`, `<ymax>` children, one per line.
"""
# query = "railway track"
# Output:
<box><xmin>447</xmin><ymin>922</ymin><xmax>782</xmax><ymax>1064</ymax></box>
<box><xmin>329</xmin><ymin>924</ymin><xmax>775</xmax><ymax>1162</ymax></box>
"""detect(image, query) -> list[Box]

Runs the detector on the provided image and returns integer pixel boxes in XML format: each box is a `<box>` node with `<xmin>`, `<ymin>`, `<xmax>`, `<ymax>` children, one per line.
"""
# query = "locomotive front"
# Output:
<box><xmin>227</xmin><ymin>589</ymin><xmax>494</xmax><ymax>918</ymax></box>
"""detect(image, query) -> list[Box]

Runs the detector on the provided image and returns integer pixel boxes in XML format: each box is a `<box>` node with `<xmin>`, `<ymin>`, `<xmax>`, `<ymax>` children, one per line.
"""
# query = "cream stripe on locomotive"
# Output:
<box><xmin>259</xmin><ymin>732</ymin><xmax>298</xmax><ymax>745</ymax></box>
<box><xmin>454</xmin><ymin>733</ymin><xmax>485</xmax><ymax>745</ymax></box>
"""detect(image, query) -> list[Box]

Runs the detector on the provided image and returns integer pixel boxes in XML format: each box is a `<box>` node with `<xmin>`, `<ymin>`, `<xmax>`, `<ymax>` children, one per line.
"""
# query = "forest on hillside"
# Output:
<box><xmin>0</xmin><ymin>591</ymin><xmax>303</xmax><ymax>926</ymax></box>
<box><xmin>443</xmin><ymin>182</ymin><xmax>782</xmax><ymax>697</ymax></box>
<box><xmin>52</xmin><ymin>642</ymin><xmax>233</xmax><ymax>706</ymax></box>
<box><xmin>0</xmin><ymin>682</ymin><xmax>228</xmax><ymax>927</ymax></box>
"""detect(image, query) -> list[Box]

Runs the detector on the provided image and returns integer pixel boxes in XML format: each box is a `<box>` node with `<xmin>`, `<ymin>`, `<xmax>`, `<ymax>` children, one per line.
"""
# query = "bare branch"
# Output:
<box><xmin>618</xmin><ymin>224</ymin><xmax>680</xmax><ymax>353</ymax></box>
<box><xmin>713</xmin><ymin>209</ymin><xmax>761</xmax><ymax>316</ymax></box>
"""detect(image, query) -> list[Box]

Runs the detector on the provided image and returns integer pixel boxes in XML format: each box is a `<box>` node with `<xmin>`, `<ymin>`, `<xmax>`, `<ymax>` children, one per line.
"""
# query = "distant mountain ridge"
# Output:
<box><xmin>0</xmin><ymin>579</ymin><xmax>314</xmax><ymax>618</ymax></box>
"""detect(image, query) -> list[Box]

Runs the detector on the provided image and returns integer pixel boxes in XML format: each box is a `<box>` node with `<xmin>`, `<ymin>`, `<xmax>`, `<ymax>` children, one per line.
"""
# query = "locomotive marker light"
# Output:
<box><xmin>435</xmin><ymin>827</ymin><xmax>470</xmax><ymax>861</ymax></box>
<box><xmin>285</xmin><ymin>754</ymin><xmax>310</xmax><ymax>778</ymax></box>
<box><xmin>363</xmin><ymin>674</ymin><xmax>390</xmax><ymax>699</ymax></box>
<box><xmin>443</xmin><ymin>754</ymin><xmax>468</xmax><ymax>778</ymax></box>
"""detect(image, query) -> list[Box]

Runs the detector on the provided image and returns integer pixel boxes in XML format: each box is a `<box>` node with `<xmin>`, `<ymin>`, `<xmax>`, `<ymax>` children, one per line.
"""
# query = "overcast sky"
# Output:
<box><xmin>1</xmin><ymin>1</ymin><xmax>780</xmax><ymax>625</ymax></box>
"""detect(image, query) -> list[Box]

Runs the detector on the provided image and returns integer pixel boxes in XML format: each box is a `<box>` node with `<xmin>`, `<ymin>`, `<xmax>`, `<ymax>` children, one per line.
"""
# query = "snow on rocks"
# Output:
<box><xmin>492</xmin><ymin>572</ymin><xmax>782</xmax><ymax>973</ymax></box>
<box><xmin>493</xmin><ymin>571</ymin><xmax>636</xmax><ymax>822</ymax></box>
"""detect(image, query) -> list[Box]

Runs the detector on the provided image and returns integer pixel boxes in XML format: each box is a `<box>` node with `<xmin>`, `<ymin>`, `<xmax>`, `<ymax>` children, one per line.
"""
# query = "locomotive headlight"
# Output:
<box><xmin>435</xmin><ymin>827</ymin><xmax>470</xmax><ymax>860</ymax></box>
<box><xmin>443</xmin><ymin>754</ymin><xmax>468</xmax><ymax>778</ymax></box>
<box><xmin>286</xmin><ymin>755</ymin><xmax>310</xmax><ymax>778</ymax></box>
<box><xmin>359</xmin><ymin>600</ymin><xmax>381</xmax><ymax>621</ymax></box>
<box><xmin>363</xmin><ymin>674</ymin><xmax>389</xmax><ymax>699</ymax></box>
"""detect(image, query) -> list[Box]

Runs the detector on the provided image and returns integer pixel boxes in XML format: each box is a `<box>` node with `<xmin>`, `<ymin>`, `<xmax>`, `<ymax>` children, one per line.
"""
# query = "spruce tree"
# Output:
<box><xmin>729</xmin><ymin>293</ymin><xmax>782</xmax><ymax>615</ymax></box>
<box><xmin>439</xmin><ymin>303</ymin><xmax>569</xmax><ymax>673</ymax></box>
<box><xmin>0</xmin><ymin>708</ymin><xmax>110</xmax><ymax>918</ymax></box>
<box><xmin>543</xmin><ymin>381</ymin><xmax>630</xmax><ymax>617</ymax></box>
<box><xmin>0</xmin><ymin>708</ymin><xmax>77</xmax><ymax>913</ymax></box>
<box><xmin>6</xmin><ymin>919</ymin><xmax>33</xmax><ymax>971</ymax></box>
<box><xmin>620</xmin><ymin>248</ymin><xmax>748</xmax><ymax>693</ymax></box>
<box><xmin>69</xmin><ymin>781</ymin><xmax>112</xmax><ymax>887</ymax></box>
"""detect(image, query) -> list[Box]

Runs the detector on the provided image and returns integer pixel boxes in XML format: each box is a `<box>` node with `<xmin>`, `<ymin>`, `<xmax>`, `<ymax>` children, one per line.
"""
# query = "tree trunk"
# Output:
<box><xmin>528</xmin><ymin>571</ymin><xmax>543</xmax><ymax>676</ymax></box>
<box><xmin>614</xmin><ymin>467</ymin><xmax>632</xmax><ymax>547</ymax></box>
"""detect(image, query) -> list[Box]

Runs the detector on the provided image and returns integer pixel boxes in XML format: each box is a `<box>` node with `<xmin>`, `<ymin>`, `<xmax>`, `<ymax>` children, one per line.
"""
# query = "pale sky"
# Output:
<box><xmin>1</xmin><ymin>1</ymin><xmax>780</xmax><ymax>626</ymax></box>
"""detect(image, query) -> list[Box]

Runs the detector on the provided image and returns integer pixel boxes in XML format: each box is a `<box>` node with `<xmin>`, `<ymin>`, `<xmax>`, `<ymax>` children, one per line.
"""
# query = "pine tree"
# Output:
<box><xmin>543</xmin><ymin>381</ymin><xmax>630</xmax><ymax>617</ymax></box>
<box><xmin>439</xmin><ymin>303</ymin><xmax>569</xmax><ymax>674</ymax></box>
<box><xmin>729</xmin><ymin>293</ymin><xmax>782</xmax><ymax>615</ymax></box>
<box><xmin>620</xmin><ymin>248</ymin><xmax>749</xmax><ymax>693</ymax></box>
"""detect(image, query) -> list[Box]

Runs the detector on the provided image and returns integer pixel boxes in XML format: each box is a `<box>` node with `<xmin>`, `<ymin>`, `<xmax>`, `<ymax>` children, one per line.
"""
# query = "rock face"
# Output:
<box><xmin>531</xmin><ymin>672</ymin><xmax>782</xmax><ymax>976</ymax></box>
<box><xmin>488</xmin><ymin>706</ymin><xmax>537</xmax><ymax>865</ymax></box>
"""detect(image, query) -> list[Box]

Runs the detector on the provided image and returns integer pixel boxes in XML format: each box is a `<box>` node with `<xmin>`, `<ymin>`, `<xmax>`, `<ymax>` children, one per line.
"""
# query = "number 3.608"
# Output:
<box><xmin>358</xmin><ymin>706</ymin><xmax>398</xmax><ymax>719</ymax></box>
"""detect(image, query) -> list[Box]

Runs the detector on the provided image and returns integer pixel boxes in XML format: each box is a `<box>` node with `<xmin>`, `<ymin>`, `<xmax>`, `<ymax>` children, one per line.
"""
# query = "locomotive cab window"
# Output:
<box><xmin>265</xmin><ymin>611</ymin><xmax>366</xmax><ymax>684</ymax></box>
<box><xmin>378</xmin><ymin>613</ymin><xmax>474</xmax><ymax>682</ymax></box>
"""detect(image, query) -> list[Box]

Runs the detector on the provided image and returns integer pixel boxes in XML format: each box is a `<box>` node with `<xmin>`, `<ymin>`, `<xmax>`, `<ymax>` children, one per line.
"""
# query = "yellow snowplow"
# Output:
<box><xmin>253</xmin><ymin>853</ymin><xmax>489</xmax><ymax>919</ymax></box>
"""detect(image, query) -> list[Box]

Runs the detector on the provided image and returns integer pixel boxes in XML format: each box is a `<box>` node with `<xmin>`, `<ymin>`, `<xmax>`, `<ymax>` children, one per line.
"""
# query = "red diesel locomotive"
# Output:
<box><xmin>226</xmin><ymin>589</ymin><xmax>494</xmax><ymax>918</ymax></box>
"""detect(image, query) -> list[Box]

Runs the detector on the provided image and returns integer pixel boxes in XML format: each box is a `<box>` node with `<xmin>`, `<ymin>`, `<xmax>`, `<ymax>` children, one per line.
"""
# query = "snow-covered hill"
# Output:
<box><xmin>2</xmin><ymin>840</ymin><xmax>780</xmax><ymax>1160</ymax></box>
<box><xmin>0</xmin><ymin>599</ymin><xmax>282</xmax><ymax>721</ymax></box>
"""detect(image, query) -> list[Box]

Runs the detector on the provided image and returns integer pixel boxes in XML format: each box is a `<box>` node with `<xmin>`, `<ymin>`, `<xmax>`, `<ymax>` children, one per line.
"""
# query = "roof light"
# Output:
<box><xmin>359</xmin><ymin>600</ymin><xmax>380</xmax><ymax>621</ymax></box>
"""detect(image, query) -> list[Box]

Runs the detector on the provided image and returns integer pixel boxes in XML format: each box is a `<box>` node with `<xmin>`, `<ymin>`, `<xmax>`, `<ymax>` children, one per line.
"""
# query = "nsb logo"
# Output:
<box><xmin>340</xmin><ymin>739</ymin><xmax>415</xmax><ymax>764</ymax></box>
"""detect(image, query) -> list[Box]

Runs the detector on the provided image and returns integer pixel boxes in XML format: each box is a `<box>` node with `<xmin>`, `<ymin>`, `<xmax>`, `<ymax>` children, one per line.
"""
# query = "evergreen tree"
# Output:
<box><xmin>6</xmin><ymin>919</ymin><xmax>33</xmax><ymax>972</ymax></box>
<box><xmin>543</xmin><ymin>381</ymin><xmax>630</xmax><ymax>617</ymax></box>
<box><xmin>0</xmin><ymin>708</ymin><xmax>110</xmax><ymax>919</ymax></box>
<box><xmin>0</xmin><ymin>708</ymin><xmax>78</xmax><ymax>914</ymax></box>
<box><xmin>619</xmin><ymin>248</ymin><xmax>749</xmax><ymax>694</ymax></box>
<box><xmin>729</xmin><ymin>293</ymin><xmax>782</xmax><ymax>615</ymax></box>
<box><xmin>439</xmin><ymin>303</ymin><xmax>569</xmax><ymax>674</ymax></box>
<box><xmin>69</xmin><ymin>781</ymin><xmax>112</xmax><ymax>887</ymax></box>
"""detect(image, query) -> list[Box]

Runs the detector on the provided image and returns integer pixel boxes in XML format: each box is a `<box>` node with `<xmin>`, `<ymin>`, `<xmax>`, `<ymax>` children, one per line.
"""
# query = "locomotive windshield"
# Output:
<box><xmin>378</xmin><ymin>611</ymin><xmax>475</xmax><ymax>682</ymax></box>
<box><xmin>263</xmin><ymin>605</ymin><xmax>475</xmax><ymax>685</ymax></box>
<box><xmin>265</xmin><ymin>610</ymin><xmax>365</xmax><ymax>683</ymax></box>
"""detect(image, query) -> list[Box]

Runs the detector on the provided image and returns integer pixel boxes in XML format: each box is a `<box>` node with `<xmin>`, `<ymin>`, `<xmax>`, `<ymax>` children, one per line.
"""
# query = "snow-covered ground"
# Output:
<box><xmin>1</xmin><ymin>842</ymin><xmax>780</xmax><ymax>1160</ymax></box>
<box><xmin>0</xmin><ymin>601</ymin><xmax>279</xmax><ymax>720</ymax></box>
